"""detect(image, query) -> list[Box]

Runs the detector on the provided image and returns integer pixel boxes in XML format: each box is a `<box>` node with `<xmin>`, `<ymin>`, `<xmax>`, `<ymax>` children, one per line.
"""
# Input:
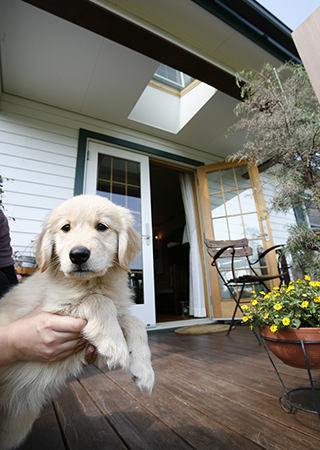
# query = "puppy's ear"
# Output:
<box><xmin>36</xmin><ymin>226</ymin><xmax>54</xmax><ymax>273</ymax></box>
<box><xmin>118</xmin><ymin>224</ymin><xmax>141</xmax><ymax>272</ymax></box>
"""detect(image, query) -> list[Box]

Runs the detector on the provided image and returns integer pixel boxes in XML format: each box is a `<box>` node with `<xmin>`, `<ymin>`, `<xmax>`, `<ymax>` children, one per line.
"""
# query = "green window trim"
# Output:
<box><xmin>74</xmin><ymin>128</ymin><xmax>204</xmax><ymax>195</ymax></box>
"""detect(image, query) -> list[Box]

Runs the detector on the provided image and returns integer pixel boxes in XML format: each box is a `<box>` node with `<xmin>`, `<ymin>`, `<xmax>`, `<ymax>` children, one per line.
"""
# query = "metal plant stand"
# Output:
<box><xmin>255</xmin><ymin>330</ymin><xmax>320</xmax><ymax>417</ymax></box>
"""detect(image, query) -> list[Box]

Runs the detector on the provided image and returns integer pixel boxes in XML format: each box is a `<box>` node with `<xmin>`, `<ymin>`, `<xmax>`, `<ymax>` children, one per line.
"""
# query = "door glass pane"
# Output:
<box><xmin>212</xmin><ymin>217</ymin><xmax>229</xmax><ymax>240</ymax></box>
<box><xmin>205</xmin><ymin>164</ymin><xmax>271</xmax><ymax>303</ymax></box>
<box><xmin>228</xmin><ymin>215</ymin><xmax>244</xmax><ymax>239</ymax></box>
<box><xmin>207</xmin><ymin>171</ymin><xmax>222</xmax><ymax>194</ymax></box>
<box><xmin>97</xmin><ymin>153</ymin><xmax>143</xmax><ymax>303</ymax></box>
<box><xmin>220</xmin><ymin>168</ymin><xmax>236</xmax><ymax>191</ymax></box>
<box><xmin>234</xmin><ymin>167</ymin><xmax>251</xmax><ymax>188</ymax></box>
<box><xmin>250</xmin><ymin>240</ymin><xmax>267</xmax><ymax>267</ymax></box>
<box><xmin>238</xmin><ymin>188</ymin><xmax>256</xmax><ymax>213</ymax></box>
<box><xmin>98</xmin><ymin>155</ymin><xmax>111</xmax><ymax>180</ymax></box>
<box><xmin>243</xmin><ymin>213</ymin><xmax>260</xmax><ymax>239</ymax></box>
<box><xmin>113</xmin><ymin>157</ymin><xmax>126</xmax><ymax>183</ymax></box>
<box><xmin>210</xmin><ymin>193</ymin><xmax>225</xmax><ymax>217</ymax></box>
<box><xmin>224</xmin><ymin>191</ymin><xmax>240</xmax><ymax>215</ymax></box>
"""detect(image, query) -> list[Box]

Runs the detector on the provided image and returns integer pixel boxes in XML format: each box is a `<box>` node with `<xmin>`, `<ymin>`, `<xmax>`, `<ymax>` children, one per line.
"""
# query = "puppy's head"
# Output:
<box><xmin>36</xmin><ymin>195</ymin><xmax>141</xmax><ymax>278</ymax></box>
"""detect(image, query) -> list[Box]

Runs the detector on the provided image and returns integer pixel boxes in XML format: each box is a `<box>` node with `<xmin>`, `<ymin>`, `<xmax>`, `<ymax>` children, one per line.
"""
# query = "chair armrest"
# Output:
<box><xmin>251</xmin><ymin>244</ymin><xmax>284</xmax><ymax>265</ymax></box>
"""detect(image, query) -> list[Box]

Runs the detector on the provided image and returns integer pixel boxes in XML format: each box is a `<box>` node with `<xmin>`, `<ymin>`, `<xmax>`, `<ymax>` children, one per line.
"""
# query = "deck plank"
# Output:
<box><xmin>17</xmin><ymin>402</ymin><xmax>65</xmax><ymax>450</ymax></box>
<box><xmin>78</xmin><ymin>365</ymin><xmax>192</xmax><ymax>450</ymax></box>
<box><xmin>53</xmin><ymin>377</ymin><xmax>128</xmax><ymax>450</ymax></box>
<box><xmin>14</xmin><ymin>326</ymin><xmax>320</xmax><ymax>450</ymax></box>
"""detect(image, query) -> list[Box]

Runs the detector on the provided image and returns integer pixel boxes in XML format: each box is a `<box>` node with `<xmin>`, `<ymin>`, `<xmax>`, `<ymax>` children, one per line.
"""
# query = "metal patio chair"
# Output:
<box><xmin>204</xmin><ymin>238</ymin><xmax>288</xmax><ymax>336</ymax></box>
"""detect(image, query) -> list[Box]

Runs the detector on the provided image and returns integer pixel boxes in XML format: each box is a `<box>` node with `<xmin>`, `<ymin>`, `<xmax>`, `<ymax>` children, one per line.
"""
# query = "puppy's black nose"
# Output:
<box><xmin>69</xmin><ymin>246</ymin><xmax>91</xmax><ymax>265</ymax></box>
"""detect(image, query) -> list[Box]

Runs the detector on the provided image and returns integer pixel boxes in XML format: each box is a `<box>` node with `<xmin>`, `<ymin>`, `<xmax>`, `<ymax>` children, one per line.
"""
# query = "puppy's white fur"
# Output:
<box><xmin>0</xmin><ymin>194</ymin><xmax>155</xmax><ymax>450</ymax></box>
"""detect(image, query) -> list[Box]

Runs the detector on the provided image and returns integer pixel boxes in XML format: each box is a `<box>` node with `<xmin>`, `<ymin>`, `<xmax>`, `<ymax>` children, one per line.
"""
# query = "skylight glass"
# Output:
<box><xmin>152</xmin><ymin>63</ymin><xmax>195</xmax><ymax>91</ymax></box>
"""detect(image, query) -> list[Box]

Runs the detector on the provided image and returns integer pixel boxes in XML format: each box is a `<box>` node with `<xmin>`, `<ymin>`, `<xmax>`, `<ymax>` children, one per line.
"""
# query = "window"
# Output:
<box><xmin>152</xmin><ymin>64</ymin><xmax>195</xmax><ymax>92</ymax></box>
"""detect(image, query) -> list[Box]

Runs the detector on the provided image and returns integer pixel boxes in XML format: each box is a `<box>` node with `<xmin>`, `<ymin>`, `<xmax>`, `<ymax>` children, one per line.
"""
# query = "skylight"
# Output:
<box><xmin>152</xmin><ymin>64</ymin><xmax>196</xmax><ymax>92</ymax></box>
<box><xmin>128</xmin><ymin>64</ymin><xmax>217</xmax><ymax>134</ymax></box>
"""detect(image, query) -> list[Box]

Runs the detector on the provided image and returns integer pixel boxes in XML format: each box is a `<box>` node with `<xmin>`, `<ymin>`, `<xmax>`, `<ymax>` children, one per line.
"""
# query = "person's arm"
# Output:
<box><xmin>0</xmin><ymin>304</ymin><xmax>96</xmax><ymax>366</ymax></box>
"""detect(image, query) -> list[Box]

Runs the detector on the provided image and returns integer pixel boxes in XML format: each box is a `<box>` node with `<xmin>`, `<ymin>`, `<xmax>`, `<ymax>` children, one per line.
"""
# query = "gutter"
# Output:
<box><xmin>192</xmin><ymin>0</ymin><xmax>301</xmax><ymax>64</ymax></box>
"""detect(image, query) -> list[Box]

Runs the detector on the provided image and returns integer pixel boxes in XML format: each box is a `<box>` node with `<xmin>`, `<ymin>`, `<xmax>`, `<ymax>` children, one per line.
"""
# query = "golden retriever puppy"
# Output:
<box><xmin>0</xmin><ymin>194</ymin><xmax>155</xmax><ymax>450</ymax></box>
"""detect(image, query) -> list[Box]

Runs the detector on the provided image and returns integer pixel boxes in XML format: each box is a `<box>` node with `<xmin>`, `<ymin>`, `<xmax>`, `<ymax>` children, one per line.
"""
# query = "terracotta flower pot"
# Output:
<box><xmin>259</xmin><ymin>326</ymin><xmax>320</xmax><ymax>370</ymax></box>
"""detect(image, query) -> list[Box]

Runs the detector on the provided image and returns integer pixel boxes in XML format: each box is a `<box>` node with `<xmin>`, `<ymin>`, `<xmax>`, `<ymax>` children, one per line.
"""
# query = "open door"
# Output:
<box><xmin>197</xmin><ymin>160</ymin><xmax>279</xmax><ymax>319</ymax></box>
<box><xmin>85</xmin><ymin>141</ymin><xmax>156</xmax><ymax>326</ymax></box>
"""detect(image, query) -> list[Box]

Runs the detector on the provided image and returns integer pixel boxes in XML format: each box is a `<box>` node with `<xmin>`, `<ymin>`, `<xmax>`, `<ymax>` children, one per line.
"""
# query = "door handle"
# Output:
<box><xmin>142</xmin><ymin>223</ymin><xmax>151</xmax><ymax>246</ymax></box>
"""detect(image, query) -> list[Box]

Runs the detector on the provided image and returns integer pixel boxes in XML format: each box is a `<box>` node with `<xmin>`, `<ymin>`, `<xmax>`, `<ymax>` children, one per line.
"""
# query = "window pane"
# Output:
<box><xmin>113</xmin><ymin>158</ymin><xmax>126</xmax><ymax>183</ymax></box>
<box><xmin>97</xmin><ymin>180</ymin><xmax>111</xmax><ymax>199</ymax></box>
<box><xmin>207</xmin><ymin>171</ymin><xmax>221</xmax><ymax>194</ymax></box>
<box><xmin>221</xmin><ymin>168</ymin><xmax>236</xmax><ymax>191</ymax></box>
<box><xmin>98</xmin><ymin>154</ymin><xmax>111</xmax><ymax>181</ymax></box>
<box><xmin>212</xmin><ymin>217</ymin><xmax>229</xmax><ymax>240</ymax></box>
<box><xmin>210</xmin><ymin>193</ymin><xmax>225</xmax><ymax>217</ymax></box>
<box><xmin>96</xmin><ymin>153</ymin><xmax>143</xmax><ymax>303</ymax></box>
<box><xmin>111</xmin><ymin>183</ymin><xmax>127</xmax><ymax>207</ymax></box>
<box><xmin>127</xmin><ymin>186</ymin><xmax>141</xmax><ymax>212</ymax></box>
<box><xmin>238</xmin><ymin>188</ymin><xmax>256</xmax><ymax>213</ymax></box>
<box><xmin>243</xmin><ymin>213</ymin><xmax>260</xmax><ymax>239</ymax></box>
<box><xmin>234</xmin><ymin>167</ymin><xmax>252</xmax><ymax>189</ymax></box>
<box><xmin>228</xmin><ymin>215</ymin><xmax>244</xmax><ymax>239</ymax></box>
<box><xmin>127</xmin><ymin>160</ymin><xmax>140</xmax><ymax>186</ymax></box>
<box><xmin>224</xmin><ymin>191</ymin><xmax>240</xmax><ymax>215</ymax></box>
<box><xmin>250</xmin><ymin>240</ymin><xmax>265</xmax><ymax>263</ymax></box>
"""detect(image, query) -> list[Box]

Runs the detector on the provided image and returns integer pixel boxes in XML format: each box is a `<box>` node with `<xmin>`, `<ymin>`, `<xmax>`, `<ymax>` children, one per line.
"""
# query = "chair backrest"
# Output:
<box><xmin>204</xmin><ymin>238</ymin><xmax>253</xmax><ymax>259</ymax></box>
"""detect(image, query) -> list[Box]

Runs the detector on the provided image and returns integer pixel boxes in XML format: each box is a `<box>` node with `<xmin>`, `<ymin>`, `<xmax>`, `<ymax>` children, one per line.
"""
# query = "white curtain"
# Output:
<box><xmin>179</xmin><ymin>173</ymin><xmax>206</xmax><ymax>317</ymax></box>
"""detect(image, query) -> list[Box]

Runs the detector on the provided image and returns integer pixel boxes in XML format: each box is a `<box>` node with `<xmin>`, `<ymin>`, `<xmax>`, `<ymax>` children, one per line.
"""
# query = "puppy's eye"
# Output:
<box><xmin>96</xmin><ymin>223</ymin><xmax>108</xmax><ymax>232</ymax></box>
<box><xmin>61</xmin><ymin>224</ymin><xmax>71</xmax><ymax>232</ymax></box>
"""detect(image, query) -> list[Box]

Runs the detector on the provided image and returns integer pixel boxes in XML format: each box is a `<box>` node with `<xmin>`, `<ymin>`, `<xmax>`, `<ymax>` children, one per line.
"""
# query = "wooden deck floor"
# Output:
<box><xmin>18</xmin><ymin>325</ymin><xmax>320</xmax><ymax>450</ymax></box>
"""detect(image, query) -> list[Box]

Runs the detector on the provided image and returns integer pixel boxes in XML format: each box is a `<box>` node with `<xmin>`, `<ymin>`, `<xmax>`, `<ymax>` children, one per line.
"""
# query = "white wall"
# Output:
<box><xmin>0</xmin><ymin>93</ymin><xmax>218</xmax><ymax>255</ymax></box>
<box><xmin>259</xmin><ymin>173</ymin><xmax>296</xmax><ymax>246</ymax></box>
<box><xmin>0</xmin><ymin>93</ymin><xmax>296</xmax><ymax>257</ymax></box>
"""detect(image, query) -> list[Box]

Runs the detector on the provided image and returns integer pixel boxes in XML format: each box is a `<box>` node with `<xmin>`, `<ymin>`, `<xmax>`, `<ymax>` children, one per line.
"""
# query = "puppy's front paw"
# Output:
<box><xmin>130</xmin><ymin>360</ymin><xmax>155</xmax><ymax>395</ymax></box>
<box><xmin>98</xmin><ymin>338</ymin><xmax>130</xmax><ymax>370</ymax></box>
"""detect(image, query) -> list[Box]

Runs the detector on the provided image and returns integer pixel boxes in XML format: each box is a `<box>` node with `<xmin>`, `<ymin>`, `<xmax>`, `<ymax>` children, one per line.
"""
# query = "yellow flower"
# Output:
<box><xmin>264</xmin><ymin>313</ymin><xmax>269</xmax><ymax>319</ymax></box>
<box><xmin>273</xmin><ymin>302</ymin><xmax>282</xmax><ymax>311</ymax></box>
<box><xmin>270</xmin><ymin>325</ymin><xmax>278</xmax><ymax>333</ymax></box>
<box><xmin>241</xmin><ymin>305</ymin><xmax>249</xmax><ymax>311</ymax></box>
<box><xmin>273</xmin><ymin>287</ymin><xmax>280</xmax><ymax>290</ymax></box>
<box><xmin>301</xmin><ymin>301</ymin><xmax>309</xmax><ymax>308</ymax></box>
<box><xmin>314</xmin><ymin>296</ymin><xmax>320</xmax><ymax>303</ymax></box>
<box><xmin>251</xmin><ymin>299</ymin><xmax>258</xmax><ymax>306</ymax></box>
<box><xmin>305</xmin><ymin>275</ymin><xmax>311</xmax><ymax>281</ymax></box>
<box><xmin>282</xmin><ymin>317</ymin><xmax>290</xmax><ymax>326</ymax></box>
<box><xmin>242</xmin><ymin>316</ymin><xmax>249</xmax><ymax>322</ymax></box>
<box><xmin>286</xmin><ymin>285</ymin><xmax>295</xmax><ymax>292</ymax></box>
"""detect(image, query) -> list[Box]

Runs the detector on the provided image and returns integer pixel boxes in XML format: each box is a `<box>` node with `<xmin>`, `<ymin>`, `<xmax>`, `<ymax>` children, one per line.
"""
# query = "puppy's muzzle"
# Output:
<box><xmin>69</xmin><ymin>246</ymin><xmax>91</xmax><ymax>266</ymax></box>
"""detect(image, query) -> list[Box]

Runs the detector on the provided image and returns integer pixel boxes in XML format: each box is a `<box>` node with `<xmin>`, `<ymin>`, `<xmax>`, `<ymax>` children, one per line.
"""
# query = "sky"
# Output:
<box><xmin>257</xmin><ymin>0</ymin><xmax>320</xmax><ymax>30</ymax></box>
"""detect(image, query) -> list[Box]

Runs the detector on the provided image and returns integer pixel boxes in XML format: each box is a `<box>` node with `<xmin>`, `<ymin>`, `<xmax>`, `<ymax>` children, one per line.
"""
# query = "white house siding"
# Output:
<box><xmin>0</xmin><ymin>93</ymin><xmax>220</xmax><ymax>255</ymax></box>
<box><xmin>0</xmin><ymin>93</ymin><xmax>296</xmax><ymax>257</ymax></box>
<box><xmin>259</xmin><ymin>173</ymin><xmax>296</xmax><ymax>246</ymax></box>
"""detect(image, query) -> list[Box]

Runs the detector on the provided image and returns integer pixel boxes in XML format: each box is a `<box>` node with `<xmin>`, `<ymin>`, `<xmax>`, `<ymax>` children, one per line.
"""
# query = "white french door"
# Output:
<box><xmin>85</xmin><ymin>141</ymin><xmax>156</xmax><ymax>326</ymax></box>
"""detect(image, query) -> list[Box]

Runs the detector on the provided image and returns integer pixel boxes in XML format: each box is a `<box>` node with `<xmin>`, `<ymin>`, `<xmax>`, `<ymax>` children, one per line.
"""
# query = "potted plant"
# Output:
<box><xmin>242</xmin><ymin>276</ymin><xmax>320</xmax><ymax>369</ymax></box>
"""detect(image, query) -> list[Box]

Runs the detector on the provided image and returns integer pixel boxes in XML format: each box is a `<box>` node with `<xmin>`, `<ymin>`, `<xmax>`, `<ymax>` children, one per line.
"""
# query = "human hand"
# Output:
<box><xmin>1</xmin><ymin>304</ymin><xmax>90</xmax><ymax>365</ymax></box>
